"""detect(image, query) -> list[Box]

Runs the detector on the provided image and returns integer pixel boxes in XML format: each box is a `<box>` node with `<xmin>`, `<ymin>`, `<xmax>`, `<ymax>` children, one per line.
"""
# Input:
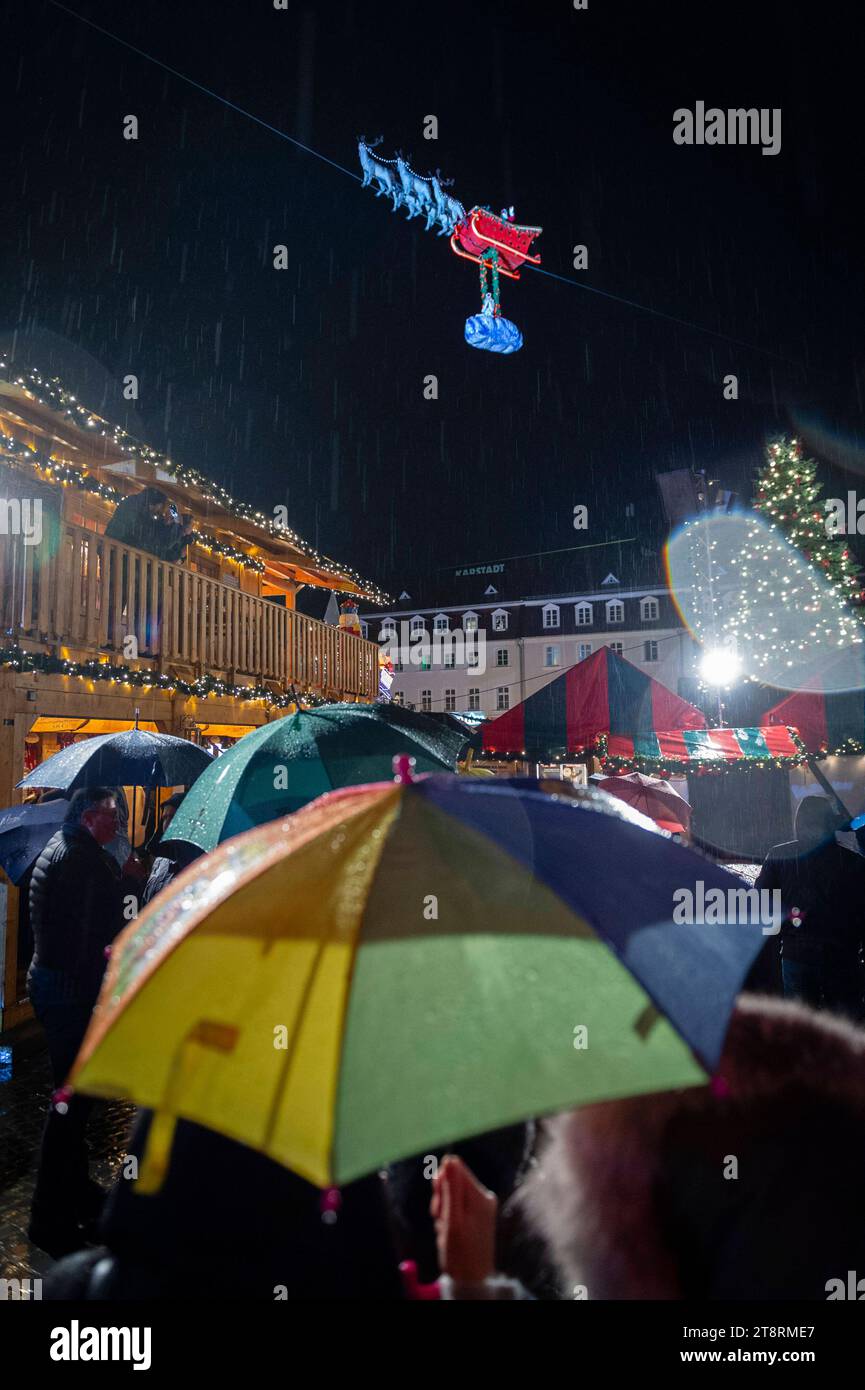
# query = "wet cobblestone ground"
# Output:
<box><xmin>0</xmin><ymin>1024</ymin><xmax>134</xmax><ymax>1285</ymax></box>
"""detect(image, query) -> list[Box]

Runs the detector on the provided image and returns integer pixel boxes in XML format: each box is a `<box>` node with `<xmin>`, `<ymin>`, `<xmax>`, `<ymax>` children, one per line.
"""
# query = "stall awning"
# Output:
<box><xmin>29</xmin><ymin>717</ymin><xmax>160</xmax><ymax>734</ymax></box>
<box><xmin>482</xmin><ymin>646</ymin><xmax>705</xmax><ymax>760</ymax></box>
<box><xmin>194</xmin><ymin>724</ymin><xmax>256</xmax><ymax>738</ymax></box>
<box><xmin>597</xmin><ymin>725</ymin><xmax>809</xmax><ymax>773</ymax></box>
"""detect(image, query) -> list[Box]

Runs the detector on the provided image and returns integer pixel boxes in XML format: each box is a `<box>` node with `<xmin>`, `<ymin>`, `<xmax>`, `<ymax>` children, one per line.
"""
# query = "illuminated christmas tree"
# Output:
<box><xmin>754</xmin><ymin>437</ymin><xmax>863</xmax><ymax>605</ymax></box>
<box><xmin>672</xmin><ymin>438</ymin><xmax>864</xmax><ymax>689</ymax></box>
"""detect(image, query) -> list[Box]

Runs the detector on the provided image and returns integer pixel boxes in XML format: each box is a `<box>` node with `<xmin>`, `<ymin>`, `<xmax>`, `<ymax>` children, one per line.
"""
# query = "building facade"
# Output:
<box><xmin>362</xmin><ymin>576</ymin><xmax>700</xmax><ymax>719</ymax></box>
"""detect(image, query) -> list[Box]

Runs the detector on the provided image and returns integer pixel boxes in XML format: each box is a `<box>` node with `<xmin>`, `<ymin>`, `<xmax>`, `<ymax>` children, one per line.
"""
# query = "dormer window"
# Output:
<box><xmin>381</xmin><ymin>618</ymin><xmax>397</xmax><ymax>639</ymax></box>
<box><xmin>463</xmin><ymin>611</ymin><xmax>479</xmax><ymax>632</ymax></box>
<box><xmin>606</xmin><ymin>600</ymin><xmax>624</xmax><ymax>624</ymax></box>
<box><xmin>575</xmin><ymin>602</ymin><xmax>593</xmax><ymax>627</ymax></box>
<box><xmin>640</xmin><ymin>596</ymin><xmax>660</xmax><ymax>622</ymax></box>
<box><xmin>433</xmin><ymin>614</ymin><xmax>449</xmax><ymax>633</ymax></box>
<box><xmin>601</xmin><ymin>573</ymin><xmax>620</xmax><ymax>587</ymax></box>
<box><xmin>484</xmin><ymin>585</ymin><xmax>498</xmax><ymax>596</ymax></box>
<box><xmin>491</xmin><ymin>609</ymin><xmax>508</xmax><ymax>632</ymax></box>
<box><xmin>542</xmin><ymin>603</ymin><xmax>560</xmax><ymax>630</ymax></box>
<box><xmin>410</xmin><ymin>615</ymin><xmax>426</xmax><ymax>636</ymax></box>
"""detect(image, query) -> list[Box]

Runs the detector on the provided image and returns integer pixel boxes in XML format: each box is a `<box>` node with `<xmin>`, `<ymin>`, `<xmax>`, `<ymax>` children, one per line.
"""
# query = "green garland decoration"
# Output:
<box><xmin>0</xmin><ymin>644</ymin><xmax>329</xmax><ymax>711</ymax></box>
<box><xmin>590</xmin><ymin>730</ymin><xmax>819</xmax><ymax>775</ymax></box>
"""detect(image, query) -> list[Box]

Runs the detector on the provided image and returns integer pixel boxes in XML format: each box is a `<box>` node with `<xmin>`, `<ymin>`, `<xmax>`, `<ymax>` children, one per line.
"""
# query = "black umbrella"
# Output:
<box><xmin>0</xmin><ymin>799</ymin><xmax>68</xmax><ymax>884</ymax></box>
<box><xmin>18</xmin><ymin>728</ymin><xmax>211</xmax><ymax>794</ymax></box>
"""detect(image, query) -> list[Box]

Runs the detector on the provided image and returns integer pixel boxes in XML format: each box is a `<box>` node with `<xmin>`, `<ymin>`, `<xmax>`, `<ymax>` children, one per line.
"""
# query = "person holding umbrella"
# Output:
<box><xmin>27</xmin><ymin>787</ymin><xmax>127</xmax><ymax>1256</ymax></box>
<box><xmin>142</xmin><ymin>791</ymin><xmax>202</xmax><ymax>905</ymax></box>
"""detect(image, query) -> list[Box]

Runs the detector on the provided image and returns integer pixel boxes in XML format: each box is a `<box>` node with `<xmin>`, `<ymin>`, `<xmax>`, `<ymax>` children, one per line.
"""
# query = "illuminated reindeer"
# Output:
<box><xmin>430</xmin><ymin>170</ymin><xmax>466</xmax><ymax>235</ymax></box>
<box><xmin>395</xmin><ymin>153</ymin><xmax>434</xmax><ymax>222</ymax></box>
<box><xmin>357</xmin><ymin>137</ymin><xmax>403</xmax><ymax>210</ymax></box>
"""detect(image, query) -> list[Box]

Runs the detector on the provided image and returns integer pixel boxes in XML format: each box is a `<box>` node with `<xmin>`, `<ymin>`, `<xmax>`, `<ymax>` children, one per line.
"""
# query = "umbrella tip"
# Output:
<box><xmin>393</xmin><ymin>753</ymin><xmax>416</xmax><ymax>785</ymax></box>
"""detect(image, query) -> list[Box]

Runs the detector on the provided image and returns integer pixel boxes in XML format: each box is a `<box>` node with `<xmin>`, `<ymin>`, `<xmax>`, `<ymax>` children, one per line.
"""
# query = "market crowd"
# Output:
<box><xmin>18</xmin><ymin>777</ymin><xmax>865</xmax><ymax>1300</ymax></box>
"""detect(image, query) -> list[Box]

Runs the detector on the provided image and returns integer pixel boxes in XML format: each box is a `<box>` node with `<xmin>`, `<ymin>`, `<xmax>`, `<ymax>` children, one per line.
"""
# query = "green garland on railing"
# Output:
<box><xmin>0</xmin><ymin>644</ymin><xmax>331</xmax><ymax>710</ymax></box>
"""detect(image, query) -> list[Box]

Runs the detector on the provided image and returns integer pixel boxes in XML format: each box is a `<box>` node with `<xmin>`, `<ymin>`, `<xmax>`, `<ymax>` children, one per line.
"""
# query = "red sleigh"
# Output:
<box><xmin>450</xmin><ymin>207</ymin><xmax>542</xmax><ymax>280</ymax></box>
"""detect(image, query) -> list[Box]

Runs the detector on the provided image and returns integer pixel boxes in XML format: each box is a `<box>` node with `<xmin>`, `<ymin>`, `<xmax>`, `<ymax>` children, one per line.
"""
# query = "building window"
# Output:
<box><xmin>445</xmin><ymin>689</ymin><xmax>456</xmax><ymax>711</ymax></box>
<box><xmin>496</xmin><ymin>648</ymin><xmax>509</xmax><ymax>667</ymax></box>
<box><xmin>420</xmin><ymin>657</ymin><xmax>431</xmax><ymax>671</ymax></box>
<box><xmin>644</xmin><ymin>640</ymin><xmax>658</xmax><ymax>662</ymax></box>
<box><xmin>463</xmin><ymin>611</ymin><xmax>479</xmax><ymax>632</ymax></box>
<box><xmin>542</xmin><ymin>603</ymin><xmax>560</xmax><ymax>629</ymax></box>
<box><xmin>492</xmin><ymin>609</ymin><xmax>508</xmax><ymax>632</ymax></box>
<box><xmin>575</xmin><ymin>602</ymin><xmax>592</xmax><ymax>627</ymax></box>
<box><xmin>468</xmin><ymin>688</ymin><xmax>480</xmax><ymax>710</ymax></box>
<box><xmin>578</xmin><ymin>642</ymin><xmax>592</xmax><ymax>661</ymax></box>
<box><xmin>434</xmin><ymin>614</ymin><xmax>449</xmax><ymax>632</ymax></box>
<box><xmin>545</xmin><ymin>645</ymin><xmax>561</xmax><ymax>667</ymax></box>
<box><xmin>421</xmin><ymin>689</ymin><xmax>432</xmax><ymax>711</ymax></box>
<box><xmin>606</xmin><ymin>600</ymin><xmax>624</xmax><ymax>624</ymax></box>
<box><xmin>360</xmin><ymin>621</ymin><xmax>369</xmax><ymax>638</ymax></box>
<box><xmin>608</xmin><ymin>642</ymin><xmax>623</xmax><ymax>656</ymax></box>
<box><xmin>640</xmin><ymin>597</ymin><xmax>660</xmax><ymax>622</ymax></box>
<box><xmin>467</xmin><ymin>649</ymin><xmax>480</xmax><ymax>667</ymax></box>
<box><xmin>392</xmin><ymin>691</ymin><xmax>404</xmax><ymax>706</ymax></box>
<box><xmin>381</xmin><ymin>620</ymin><xmax>396</xmax><ymax>640</ymax></box>
<box><xmin>393</xmin><ymin>661</ymin><xmax>404</xmax><ymax>673</ymax></box>
<box><xmin>410</xmin><ymin>616</ymin><xmax>426</xmax><ymax>636</ymax></box>
<box><xmin>444</xmin><ymin>650</ymin><xmax>455</xmax><ymax>668</ymax></box>
<box><xmin>496</xmin><ymin>687</ymin><xmax>510</xmax><ymax>711</ymax></box>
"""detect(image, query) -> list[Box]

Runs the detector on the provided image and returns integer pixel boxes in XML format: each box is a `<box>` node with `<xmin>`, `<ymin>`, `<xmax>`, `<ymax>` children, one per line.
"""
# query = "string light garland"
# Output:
<box><xmin>188</xmin><ymin>532</ymin><xmax>265</xmax><ymax>574</ymax></box>
<box><xmin>0</xmin><ymin>643</ymin><xmax>330</xmax><ymax>711</ymax></box>
<box><xmin>591</xmin><ymin>730</ymin><xmax>817</xmax><ymax>775</ymax></box>
<box><xmin>0</xmin><ymin>359</ymin><xmax>390</xmax><ymax>605</ymax></box>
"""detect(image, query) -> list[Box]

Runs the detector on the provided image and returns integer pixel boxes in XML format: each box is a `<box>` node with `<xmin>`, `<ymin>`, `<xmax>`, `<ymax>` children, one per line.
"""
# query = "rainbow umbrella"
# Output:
<box><xmin>70</xmin><ymin>775</ymin><xmax>763</xmax><ymax>1189</ymax></box>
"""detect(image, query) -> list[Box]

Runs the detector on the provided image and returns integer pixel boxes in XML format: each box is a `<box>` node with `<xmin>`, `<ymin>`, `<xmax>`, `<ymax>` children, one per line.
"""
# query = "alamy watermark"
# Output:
<box><xmin>673</xmin><ymin>103</ymin><xmax>781</xmax><ymax>157</ymax></box>
<box><xmin>379</xmin><ymin>620</ymin><xmax>486</xmax><ymax>674</ymax></box>
<box><xmin>673</xmin><ymin>881</ymin><xmax>782</xmax><ymax>935</ymax></box>
<box><xmin>825</xmin><ymin>492</ymin><xmax>865</xmax><ymax>536</ymax></box>
<box><xmin>0</xmin><ymin>497</ymin><xmax>42</xmax><ymax>546</ymax></box>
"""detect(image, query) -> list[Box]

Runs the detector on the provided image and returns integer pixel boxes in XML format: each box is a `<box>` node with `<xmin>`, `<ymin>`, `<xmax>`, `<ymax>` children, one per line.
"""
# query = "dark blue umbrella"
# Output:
<box><xmin>0</xmin><ymin>799</ymin><xmax>68</xmax><ymax>884</ymax></box>
<box><xmin>17</xmin><ymin>728</ymin><xmax>211</xmax><ymax>794</ymax></box>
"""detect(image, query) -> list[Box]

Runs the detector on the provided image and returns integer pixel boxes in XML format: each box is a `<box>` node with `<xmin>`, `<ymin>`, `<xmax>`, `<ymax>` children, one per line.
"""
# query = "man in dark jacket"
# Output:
<box><xmin>756</xmin><ymin>795</ymin><xmax>865</xmax><ymax>1020</ymax></box>
<box><xmin>104</xmin><ymin>486</ymin><xmax>192</xmax><ymax>563</ymax></box>
<box><xmin>27</xmin><ymin>787</ymin><xmax>126</xmax><ymax>1255</ymax></box>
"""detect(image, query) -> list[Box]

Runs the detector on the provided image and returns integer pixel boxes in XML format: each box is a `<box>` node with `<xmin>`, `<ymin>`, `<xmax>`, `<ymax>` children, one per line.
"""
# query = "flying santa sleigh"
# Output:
<box><xmin>450</xmin><ymin>207</ymin><xmax>542</xmax><ymax>353</ymax></box>
<box><xmin>357</xmin><ymin>138</ymin><xmax>542</xmax><ymax>354</ymax></box>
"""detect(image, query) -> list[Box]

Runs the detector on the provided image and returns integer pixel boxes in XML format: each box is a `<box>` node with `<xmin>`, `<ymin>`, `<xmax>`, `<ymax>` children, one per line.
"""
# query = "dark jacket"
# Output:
<box><xmin>45</xmin><ymin>1110</ymin><xmax>403</xmax><ymax>1299</ymax></box>
<box><xmin>756</xmin><ymin>837</ymin><xmax>865</xmax><ymax>963</ymax></box>
<box><xmin>29</xmin><ymin>826</ymin><xmax>125</xmax><ymax>1003</ymax></box>
<box><xmin>142</xmin><ymin>843</ymin><xmax>202</xmax><ymax>907</ymax></box>
<box><xmin>104</xmin><ymin>493</ymin><xmax>188</xmax><ymax>563</ymax></box>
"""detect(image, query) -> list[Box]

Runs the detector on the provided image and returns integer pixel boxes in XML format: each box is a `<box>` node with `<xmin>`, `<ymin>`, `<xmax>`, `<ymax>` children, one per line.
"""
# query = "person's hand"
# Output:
<box><xmin>430</xmin><ymin>1154</ymin><xmax>498</xmax><ymax>1284</ymax></box>
<box><xmin>122</xmin><ymin>852</ymin><xmax>148</xmax><ymax>883</ymax></box>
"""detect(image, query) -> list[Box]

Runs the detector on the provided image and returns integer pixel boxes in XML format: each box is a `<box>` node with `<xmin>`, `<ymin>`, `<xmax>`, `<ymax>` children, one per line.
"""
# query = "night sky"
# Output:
<box><xmin>3</xmin><ymin>0</ymin><xmax>865</xmax><ymax>601</ymax></box>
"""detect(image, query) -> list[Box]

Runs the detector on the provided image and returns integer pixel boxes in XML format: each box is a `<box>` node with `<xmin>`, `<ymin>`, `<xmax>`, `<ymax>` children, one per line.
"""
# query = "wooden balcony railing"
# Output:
<box><xmin>0</xmin><ymin>516</ymin><xmax>378</xmax><ymax>700</ymax></box>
